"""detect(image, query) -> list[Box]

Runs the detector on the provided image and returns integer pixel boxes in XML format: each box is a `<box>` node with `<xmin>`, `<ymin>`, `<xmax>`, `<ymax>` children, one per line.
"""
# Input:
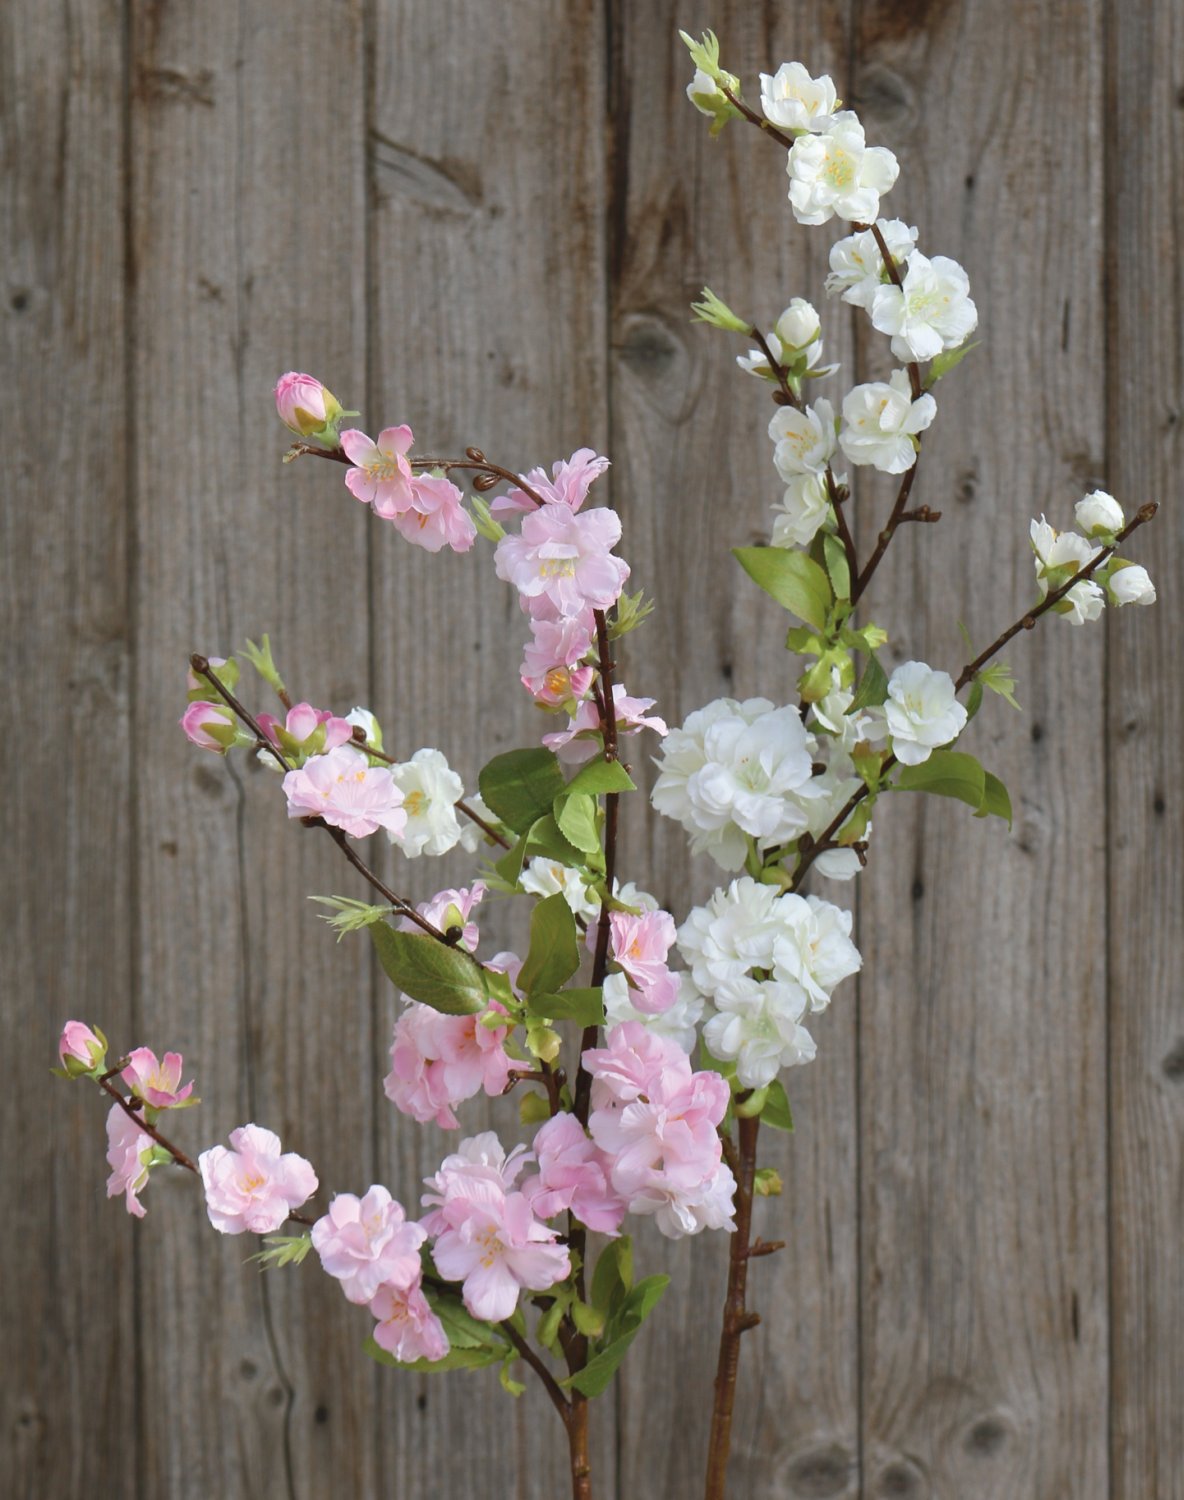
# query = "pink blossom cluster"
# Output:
<box><xmin>106</xmin><ymin>1106</ymin><xmax>154</xmax><ymax>1219</ymax></box>
<box><xmin>313</xmin><ymin>1185</ymin><xmax>448</xmax><ymax>1364</ymax></box>
<box><xmin>199</xmin><ymin>1124</ymin><xmax>318</xmax><ymax>1235</ymax></box>
<box><xmin>544</xmin><ymin>683</ymin><xmax>668</xmax><ymax>765</ymax></box>
<box><xmin>257</xmin><ymin>701</ymin><xmax>355</xmax><ymax>764</ymax></box>
<box><xmin>282</xmin><ymin>743</ymin><xmax>407</xmax><ymax>840</ymax></box>
<box><xmin>521</xmin><ymin>1113</ymin><xmax>625</xmax><ymax>1235</ymax></box>
<box><xmin>593</xmin><ymin>908</ymin><xmax>681</xmax><ymax>1015</ymax></box>
<box><xmin>492</xmin><ymin>450</ymin><xmax>630</xmax><ymax>724</ymax></box>
<box><xmin>584</xmin><ymin>1023</ymin><xmax>736</xmax><ymax>1239</ymax></box>
<box><xmin>339</xmin><ymin>425</ymin><xmax>476</xmax><ymax>554</ymax></box>
<box><xmin>422</xmin><ymin>1134</ymin><xmax>571</xmax><ymax>1321</ymax></box>
<box><xmin>384</xmin><ymin>1001</ymin><xmax>514</xmax><ymax>1130</ymax></box>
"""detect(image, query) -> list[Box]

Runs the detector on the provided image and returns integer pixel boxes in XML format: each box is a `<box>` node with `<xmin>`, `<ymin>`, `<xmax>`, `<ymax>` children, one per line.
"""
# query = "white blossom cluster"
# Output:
<box><xmin>677</xmin><ymin>877</ymin><xmax>861</xmax><ymax>1087</ymax></box>
<box><xmin>386</xmin><ymin>749</ymin><xmax>491</xmax><ymax>859</ymax></box>
<box><xmin>1030</xmin><ymin>492</ymin><xmax>1155</xmax><ymax>623</ymax></box>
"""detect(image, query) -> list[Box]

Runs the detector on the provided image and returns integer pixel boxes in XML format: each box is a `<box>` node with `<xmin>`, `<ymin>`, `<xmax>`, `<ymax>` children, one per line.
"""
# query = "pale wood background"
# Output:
<box><xmin>3</xmin><ymin>1</ymin><xmax>1181</xmax><ymax>1496</ymax></box>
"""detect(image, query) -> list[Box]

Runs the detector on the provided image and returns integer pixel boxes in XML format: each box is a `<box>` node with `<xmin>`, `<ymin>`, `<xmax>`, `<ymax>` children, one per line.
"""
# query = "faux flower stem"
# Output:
<box><xmin>289</xmin><ymin>442</ymin><xmax>548</xmax><ymax>508</ymax></box>
<box><xmin>704</xmin><ymin>1112</ymin><xmax>762</xmax><ymax>1500</ymax></box>
<box><xmin>192</xmin><ymin>657</ymin><xmax>456</xmax><ymax>946</ymax></box>
<box><xmin>791</xmin><ymin>502</ymin><xmax>1159</xmax><ymax>885</ymax></box>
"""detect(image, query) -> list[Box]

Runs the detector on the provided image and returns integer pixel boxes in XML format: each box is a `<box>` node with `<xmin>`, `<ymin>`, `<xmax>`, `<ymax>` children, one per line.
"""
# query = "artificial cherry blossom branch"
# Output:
<box><xmin>289</xmin><ymin>441</ymin><xmax>548</xmax><ymax>509</ymax></box>
<box><xmin>191</xmin><ymin>657</ymin><xmax>456</xmax><ymax>945</ymax></box>
<box><xmin>790</xmin><ymin>501</ymin><xmax>1160</xmax><ymax>886</ymax></box>
<box><xmin>856</xmin><ymin>220</ymin><xmax>922</xmax><ymax>400</ymax></box>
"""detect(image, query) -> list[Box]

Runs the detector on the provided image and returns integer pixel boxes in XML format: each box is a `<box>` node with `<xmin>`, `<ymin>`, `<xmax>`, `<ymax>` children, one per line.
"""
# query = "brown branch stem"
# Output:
<box><xmin>288</xmin><ymin>443</ymin><xmax>547</xmax><ymax>508</ymax></box>
<box><xmin>704</xmin><ymin>1113</ymin><xmax>762</xmax><ymax>1500</ymax></box>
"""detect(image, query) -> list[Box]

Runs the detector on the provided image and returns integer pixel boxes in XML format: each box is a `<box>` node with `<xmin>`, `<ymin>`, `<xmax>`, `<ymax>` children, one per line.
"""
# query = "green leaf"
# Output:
<box><xmin>527</xmin><ymin>987</ymin><xmax>605</xmax><ymax>1025</ymax></box>
<box><xmin>553</xmin><ymin>792</ymin><xmax>601</xmax><ymax>855</ymax></box>
<box><xmin>247</xmin><ymin>1233</ymin><xmax>314</xmax><ymax>1269</ymax></box>
<box><xmin>517</xmin><ymin>893</ymin><xmax>580</xmax><ymax>998</ymax></box>
<box><xmin>759</xmin><ymin>1079</ymin><xmax>794</xmax><ymax>1132</ymax></box>
<box><xmin>425</xmin><ymin>1292</ymin><xmax>510</xmax><ymax>1352</ymax></box>
<box><xmin>978</xmin><ymin>661</ymin><xmax>1022</xmax><ymax>712</ymax></box>
<box><xmin>478</xmin><ymin>748</ymin><xmax>566</xmax><ymax>835</ymax></box>
<box><xmin>895</xmin><ymin>750</ymin><xmax>986</xmax><ymax>811</ymax></box>
<box><xmin>895</xmin><ymin>750</ymin><xmax>1014</xmax><ymax>825</ymax></box>
<box><xmin>565</xmin><ymin>1275</ymin><xmax>670</xmax><ymax>1397</ymax></box>
<box><xmin>733</xmin><ymin>546</ymin><xmax>833</xmax><ymax>631</ymax></box>
<box><xmin>823</xmin><ymin>533</ymin><xmax>851</xmax><ymax>601</ymax></box>
<box><xmin>846</xmin><ymin>652</ymin><xmax>889</xmax><ymax>715</ymax></box>
<box><xmin>564</xmin><ymin>759</ymin><xmax>637</xmax><ymax>797</ymax></box>
<box><xmin>976</xmin><ymin>771</ymin><xmax>1013</xmax><ymax>827</ymax></box>
<box><xmin>570</xmin><ymin>1300</ymin><xmax>606</xmax><ymax>1339</ymax></box>
<box><xmin>526</xmin><ymin>815</ymin><xmax>591</xmax><ymax>869</ymax></box>
<box><xmin>536</xmin><ymin>1299</ymin><xmax>566</xmax><ymax>1353</ymax></box>
<box><xmin>965</xmin><ymin>680</ymin><xmax>984</xmax><ymax>721</ymax></box>
<box><xmin>499</xmin><ymin>1355</ymin><xmax>526</xmax><ymax>1397</ymax></box>
<box><xmin>590</xmin><ymin>1237</ymin><xmax>634</xmax><ymax>1317</ymax></box>
<box><xmin>925</xmin><ymin>337</ymin><xmax>981</xmax><ymax>389</ymax></box>
<box><xmin>785</xmin><ymin>625</ymin><xmax>826</xmax><ymax>657</ymax></box>
<box><xmin>370</xmin><ymin>924</ymin><xmax>488</xmax><ymax>1014</ymax></box>
<box><xmin>364</xmin><ymin>1336</ymin><xmax>505</xmax><ymax>1374</ymax></box>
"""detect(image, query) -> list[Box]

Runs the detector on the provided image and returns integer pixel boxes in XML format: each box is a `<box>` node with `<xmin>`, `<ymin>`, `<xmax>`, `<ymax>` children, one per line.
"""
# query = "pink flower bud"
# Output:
<box><xmin>180</xmin><ymin>701</ymin><xmax>237</xmax><ymax>753</ymax></box>
<box><xmin>58</xmin><ymin>1020</ymin><xmax>106</xmax><ymax>1075</ymax></box>
<box><xmin>275</xmin><ymin>371</ymin><xmax>343</xmax><ymax>438</ymax></box>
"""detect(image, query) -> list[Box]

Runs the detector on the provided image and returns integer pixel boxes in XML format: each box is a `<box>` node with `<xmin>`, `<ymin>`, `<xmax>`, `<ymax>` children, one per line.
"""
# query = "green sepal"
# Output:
<box><xmin>370</xmin><ymin>924</ymin><xmax>489</xmax><ymax>1014</ymax></box>
<box><xmin>734</xmin><ymin>546</ymin><xmax>833</xmax><ymax>631</ymax></box>
<box><xmin>478</xmin><ymin>748</ymin><xmax>567</xmax><ymax>835</ymax></box>
<box><xmin>609</xmin><ymin>589</ymin><xmax>655</xmax><ymax>639</ymax></box>
<box><xmin>754</xmin><ymin>1168</ymin><xmax>784</xmax><ymax>1197</ymax></box>
<box><xmin>570</xmin><ymin>1300</ymin><xmax>606</xmax><ymax>1339</ymax></box>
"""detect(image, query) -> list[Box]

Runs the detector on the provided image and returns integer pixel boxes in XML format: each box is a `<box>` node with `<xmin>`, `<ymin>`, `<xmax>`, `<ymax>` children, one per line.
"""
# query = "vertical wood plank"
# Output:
<box><xmin>610</xmin><ymin>7</ymin><xmax>862</xmax><ymax>1497</ymax></box>
<box><xmin>366</xmin><ymin>3</ymin><xmax>613</xmax><ymax>1495</ymax></box>
<box><xmin>1107</xmin><ymin>3</ymin><xmax>1184</xmax><ymax>1495</ymax></box>
<box><xmin>0</xmin><ymin>2</ymin><xmax>136</xmax><ymax>1496</ymax></box>
<box><xmin>853</xmin><ymin>2</ymin><xmax>1110</xmax><ymax>1495</ymax></box>
<box><xmin>129</xmin><ymin>1</ymin><xmax>375</xmax><ymax>1495</ymax></box>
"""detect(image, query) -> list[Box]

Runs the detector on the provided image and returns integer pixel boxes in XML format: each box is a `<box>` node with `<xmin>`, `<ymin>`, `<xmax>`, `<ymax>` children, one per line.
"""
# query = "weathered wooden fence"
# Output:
<box><xmin>3</xmin><ymin>0</ymin><xmax>1181</xmax><ymax>1495</ymax></box>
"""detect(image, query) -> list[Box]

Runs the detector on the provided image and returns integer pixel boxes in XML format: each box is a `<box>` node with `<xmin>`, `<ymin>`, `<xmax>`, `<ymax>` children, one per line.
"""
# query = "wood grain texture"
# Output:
<box><xmin>609</xmin><ymin>5</ymin><xmax>862</xmax><ymax>1497</ymax></box>
<box><xmin>853</xmin><ymin>1</ymin><xmax>1111</xmax><ymax>1496</ymax></box>
<box><xmin>4</xmin><ymin>2</ymin><xmax>1181</xmax><ymax>1497</ymax></box>
<box><xmin>366</xmin><ymin>2</ymin><xmax>613</xmax><ymax>1494</ymax></box>
<box><xmin>1107</xmin><ymin>3</ymin><xmax>1184</xmax><ymax>1496</ymax></box>
<box><xmin>128</xmin><ymin>1</ymin><xmax>373</xmax><ymax>1495</ymax></box>
<box><xmin>0</xmin><ymin>3</ymin><xmax>136</xmax><ymax>1497</ymax></box>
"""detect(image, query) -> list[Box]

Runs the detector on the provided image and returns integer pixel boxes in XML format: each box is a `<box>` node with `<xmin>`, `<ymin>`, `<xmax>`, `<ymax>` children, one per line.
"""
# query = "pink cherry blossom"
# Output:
<box><xmin>59</xmin><ymin>1020</ymin><xmax>105</xmax><ymax>1070</ymax></box>
<box><xmin>411</xmin><ymin>882</ymin><xmax>487</xmax><ymax>952</ymax></box>
<box><xmin>198</xmin><ymin>1124</ymin><xmax>318</xmax><ymax>1235</ymax></box>
<box><xmin>312</xmin><ymin>1185</ymin><xmax>426</xmax><ymax>1304</ymax></box>
<box><xmin>340</xmin><ymin>425</ymin><xmax>415</xmax><ymax>517</ymax></box>
<box><xmin>384</xmin><ymin>1001</ymin><xmax>513</xmax><ymax>1130</ymax></box>
<box><xmin>121</xmin><ymin>1047</ymin><xmax>194</xmax><ymax>1109</ymax></box>
<box><xmin>491</xmin><ymin>448</ymin><xmax>611</xmax><ymax>516</ymax></box>
<box><xmin>606</xmin><ymin>909</ymin><xmax>681</xmax><ymax>1015</ymax></box>
<box><xmin>422</xmin><ymin>1134</ymin><xmax>570</xmax><ymax>1321</ymax></box>
<box><xmin>180</xmin><ymin>700</ymin><xmax>236</xmax><ymax>753</ymax></box>
<box><xmin>520</xmin><ymin>613</ymin><xmax>597</xmax><ymax>705</ymax></box>
<box><xmin>275</xmin><ymin>372</ymin><xmax>338</xmax><ymax>437</ymax></box>
<box><xmin>542</xmin><ymin>684</ymin><xmax>667</xmax><ymax>765</ymax></box>
<box><xmin>369</xmin><ymin>1279</ymin><xmax>450</xmax><ymax>1363</ymax></box>
<box><xmin>106</xmin><ymin>1105</ymin><xmax>153</xmax><ymax>1219</ymax></box>
<box><xmin>521</xmin><ymin>1113</ymin><xmax>625</xmax><ymax>1234</ymax></box>
<box><xmin>494</xmin><ymin>503</ymin><xmax>629</xmax><ymax>617</ymax></box>
<box><xmin>389</xmin><ymin>474</ymin><xmax>477</xmax><ymax>554</ymax></box>
<box><xmin>257</xmin><ymin>702</ymin><xmax>354</xmax><ymax>758</ymax></box>
<box><xmin>584</xmin><ymin>1024</ymin><xmax>735</xmax><ymax>1238</ymax></box>
<box><xmin>282</xmin><ymin>744</ymin><xmax>406</xmax><ymax>839</ymax></box>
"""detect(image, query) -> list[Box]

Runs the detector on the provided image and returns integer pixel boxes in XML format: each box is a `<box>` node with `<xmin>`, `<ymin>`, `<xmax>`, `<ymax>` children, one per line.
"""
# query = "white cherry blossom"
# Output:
<box><xmin>520</xmin><ymin>858</ymin><xmax>600</xmax><ymax>921</ymax></box>
<box><xmin>704</xmin><ymin>975</ymin><xmax>817</xmax><ymax>1089</ymax></box>
<box><xmin>769</xmin><ymin>398</ymin><xmax>837</xmax><ymax>480</ymax></box>
<box><xmin>879</xmin><ymin>661</ymin><xmax>967</xmax><ymax>766</ymax></box>
<box><xmin>870</xmin><ymin>251</ymin><xmax>978</xmax><ymax>362</ymax></box>
<box><xmin>839</xmin><ymin>370</ymin><xmax>935</xmax><ymax>473</ymax></box>
<box><xmin>1075</xmin><ymin>490</ymin><xmax>1124</xmax><ymax>536</ymax></box>
<box><xmin>1109</xmin><ymin>563</ymin><xmax>1156</xmax><ymax>606</ymax></box>
<box><xmin>786</xmin><ymin>113</ymin><xmax>899</xmax><ymax>226</ymax></box>
<box><xmin>388</xmin><ymin>749</ymin><xmax>467</xmax><ymax>857</ymax></box>
<box><xmin>826</xmin><ymin>219</ymin><xmax>918</xmax><ymax>309</ymax></box>
<box><xmin>770</xmin><ymin>472</ymin><xmax>833</xmax><ymax>548</ymax></box>
<box><xmin>759</xmin><ymin>62</ymin><xmax>838</xmax><ymax>133</ymax></box>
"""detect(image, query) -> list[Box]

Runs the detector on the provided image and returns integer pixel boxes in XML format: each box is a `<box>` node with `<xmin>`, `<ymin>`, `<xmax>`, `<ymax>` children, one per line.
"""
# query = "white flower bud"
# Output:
<box><xmin>1109</xmin><ymin>563</ymin><xmax>1156</xmax><ymax>606</ymax></box>
<box><xmin>1075</xmin><ymin>490</ymin><xmax>1124</xmax><ymax>536</ymax></box>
